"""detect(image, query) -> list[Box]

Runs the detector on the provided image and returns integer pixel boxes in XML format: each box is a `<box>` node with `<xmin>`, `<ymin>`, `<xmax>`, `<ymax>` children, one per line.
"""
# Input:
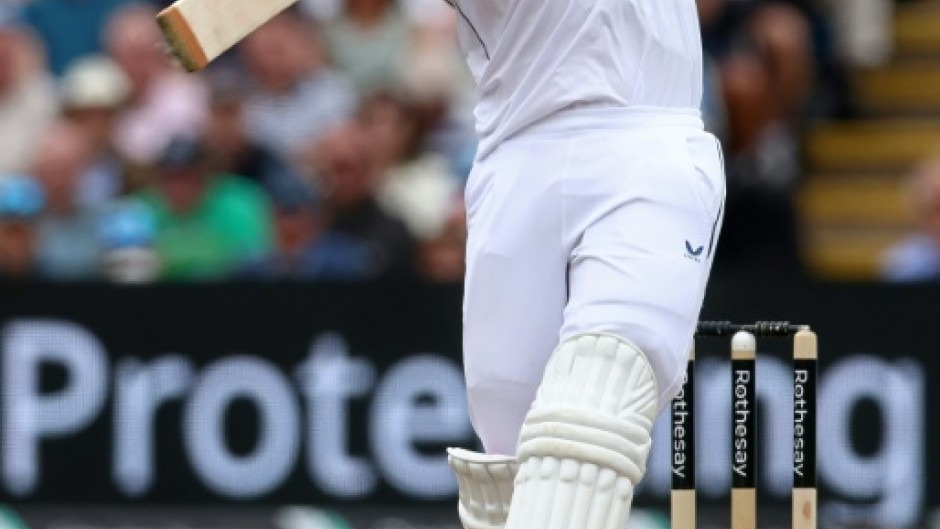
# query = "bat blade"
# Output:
<box><xmin>157</xmin><ymin>0</ymin><xmax>298</xmax><ymax>72</ymax></box>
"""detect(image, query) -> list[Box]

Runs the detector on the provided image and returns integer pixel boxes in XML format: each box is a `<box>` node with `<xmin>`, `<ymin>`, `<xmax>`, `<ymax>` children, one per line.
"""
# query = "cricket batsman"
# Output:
<box><xmin>446</xmin><ymin>1</ymin><xmax>726</xmax><ymax>528</ymax></box>
<box><xmin>155</xmin><ymin>0</ymin><xmax>724</xmax><ymax>526</ymax></box>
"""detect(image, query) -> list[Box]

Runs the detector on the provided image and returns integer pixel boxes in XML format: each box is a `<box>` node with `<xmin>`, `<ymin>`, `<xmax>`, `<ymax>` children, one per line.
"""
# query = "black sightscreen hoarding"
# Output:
<box><xmin>0</xmin><ymin>279</ymin><xmax>934</xmax><ymax>529</ymax></box>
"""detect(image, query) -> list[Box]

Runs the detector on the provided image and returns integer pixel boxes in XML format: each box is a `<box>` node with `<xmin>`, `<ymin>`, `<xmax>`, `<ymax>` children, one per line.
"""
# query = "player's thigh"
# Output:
<box><xmin>462</xmin><ymin>140</ymin><xmax>569</xmax><ymax>455</ymax></box>
<box><xmin>561</xmin><ymin>128</ymin><xmax>725</xmax><ymax>410</ymax></box>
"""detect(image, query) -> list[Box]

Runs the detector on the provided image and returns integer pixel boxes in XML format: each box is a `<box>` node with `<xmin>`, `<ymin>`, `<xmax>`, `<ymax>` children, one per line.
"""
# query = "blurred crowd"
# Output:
<box><xmin>0</xmin><ymin>0</ymin><xmax>901</xmax><ymax>282</ymax></box>
<box><xmin>0</xmin><ymin>0</ymin><xmax>472</xmax><ymax>282</ymax></box>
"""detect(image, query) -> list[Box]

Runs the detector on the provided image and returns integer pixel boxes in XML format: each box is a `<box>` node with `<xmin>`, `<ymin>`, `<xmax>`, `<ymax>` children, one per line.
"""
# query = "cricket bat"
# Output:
<box><xmin>156</xmin><ymin>0</ymin><xmax>298</xmax><ymax>72</ymax></box>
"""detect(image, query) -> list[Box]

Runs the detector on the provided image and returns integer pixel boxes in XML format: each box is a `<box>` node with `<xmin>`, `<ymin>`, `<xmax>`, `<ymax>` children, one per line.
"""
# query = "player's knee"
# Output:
<box><xmin>466</xmin><ymin>379</ymin><xmax>538</xmax><ymax>456</ymax></box>
<box><xmin>615</xmin><ymin>322</ymin><xmax>693</xmax><ymax>405</ymax></box>
<box><xmin>516</xmin><ymin>333</ymin><xmax>659</xmax><ymax>486</ymax></box>
<box><xmin>620</xmin><ymin>322</ymin><xmax>688</xmax><ymax>399</ymax></box>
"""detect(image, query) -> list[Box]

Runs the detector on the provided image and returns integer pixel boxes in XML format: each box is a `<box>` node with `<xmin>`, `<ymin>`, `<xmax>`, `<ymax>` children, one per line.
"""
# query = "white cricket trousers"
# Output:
<box><xmin>463</xmin><ymin>107</ymin><xmax>726</xmax><ymax>456</ymax></box>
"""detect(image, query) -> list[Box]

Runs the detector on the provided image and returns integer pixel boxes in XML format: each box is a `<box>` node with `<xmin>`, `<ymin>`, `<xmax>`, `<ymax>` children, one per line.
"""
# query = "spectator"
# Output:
<box><xmin>417</xmin><ymin>197</ymin><xmax>466</xmax><ymax>283</ymax></box>
<box><xmin>748</xmin><ymin>3</ymin><xmax>816</xmax><ymax>122</ymax></box>
<box><xmin>710</xmin><ymin>3</ymin><xmax>816</xmax><ymax>276</ymax></box>
<box><xmin>713</xmin><ymin>49</ymin><xmax>803</xmax><ymax>274</ymax></box>
<box><xmin>308</xmin><ymin>123</ymin><xmax>416</xmax><ymax>279</ymax></box>
<box><xmin>302</xmin><ymin>0</ymin><xmax>453</xmax><ymax>25</ymax></box>
<box><xmin>138</xmin><ymin>136</ymin><xmax>274</xmax><ymax>281</ymax></box>
<box><xmin>241</xmin><ymin>11</ymin><xmax>355</xmax><ymax>168</ymax></box>
<box><xmin>399</xmin><ymin>13</ymin><xmax>477</xmax><ymax>178</ymax></box>
<box><xmin>0</xmin><ymin>8</ymin><xmax>57</xmax><ymax>174</ymax></box>
<box><xmin>359</xmin><ymin>91</ymin><xmax>459</xmax><ymax>241</ymax></box>
<box><xmin>204</xmin><ymin>68</ymin><xmax>307</xmax><ymax>198</ymax></box>
<box><xmin>825</xmin><ymin>0</ymin><xmax>893</xmax><ymax>68</ymax></box>
<box><xmin>33</xmin><ymin>122</ymin><xmax>104</xmax><ymax>280</ymax></box>
<box><xmin>881</xmin><ymin>156</ymin><xmax>940</xmax><ymax>282</ymax></box>
<box><xmin>0</xmin><ymin>174</ymin><xmax>43</xmax><ymax>280</ymax></box>
<box><xmin>323</xmin><ymin>0</ymin><xmax>411</xmax><ymax>94</ymax></box>
<box><xmin>240</xmin><ymin>188</ymin><xmax>376</xmax><ymax>281</ymax></box>
<box><xmin>699</xmin><ymin>0</ymin><xmax>847</xmax><ymax>119</ymax></box>
<box><xmin>299</xmin><ymin>0</ymin><xmax>342</xmax><ymax>22</ymax></box>
<box><xmin>23</xmin><ymin>0</ymin><xmax>131</xmax><ymax>76</ymax></box>
<box><xmin>99</xmin><ymin>199</ymin><xmax>160</xmax><ymax>283</ymax></box>
<box><xmin>106</xmin><ymin>3</ymin><xmax>208</xmax><ymax>165</ymax></box>
<box><xmin>400</xmin><ymin>0</ymin><xmax>457</xmax><ymax>28</ymax></box>
<box><xmin>60</xmin><ymin>55</ymin><xmax>137</xmax><ymax>207</ymax></box>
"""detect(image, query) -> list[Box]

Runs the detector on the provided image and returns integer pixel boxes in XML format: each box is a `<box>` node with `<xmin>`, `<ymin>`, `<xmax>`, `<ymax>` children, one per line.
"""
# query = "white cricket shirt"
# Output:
<box><xmin>451</xmin><ymin>0</ymin><xmax>705</xmax><ymax>158</ymax></box>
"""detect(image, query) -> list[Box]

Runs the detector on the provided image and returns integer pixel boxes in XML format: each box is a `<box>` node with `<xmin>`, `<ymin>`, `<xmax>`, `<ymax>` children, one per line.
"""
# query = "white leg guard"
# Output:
<box><xmin>448</xmin><ymin>448</ymin><xmax>520</xmax><ymax>529</ymax></box>
<box><xmin>505</xmin><ymin>334</ymin><xmax>659</xmax><ymax>529</ymax></box>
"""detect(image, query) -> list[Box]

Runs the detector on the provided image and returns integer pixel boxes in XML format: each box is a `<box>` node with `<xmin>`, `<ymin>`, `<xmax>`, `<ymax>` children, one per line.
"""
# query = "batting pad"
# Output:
<box><xmin>506</xmin><ymin>334</ymin><xmax>659</xmax><ymax>529</ymax></box>
<box><xmin>448</xmin><ymin>448</ymin><xmax>519</xmax><ymax>529</ymax></box>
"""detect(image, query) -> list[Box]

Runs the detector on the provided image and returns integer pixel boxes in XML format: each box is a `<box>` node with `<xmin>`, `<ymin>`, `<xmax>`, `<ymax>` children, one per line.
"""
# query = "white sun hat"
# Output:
<box><xmin>60</xmin><ymin>54</ymin><xmax>131</xmax><ymax>110</ymax></box>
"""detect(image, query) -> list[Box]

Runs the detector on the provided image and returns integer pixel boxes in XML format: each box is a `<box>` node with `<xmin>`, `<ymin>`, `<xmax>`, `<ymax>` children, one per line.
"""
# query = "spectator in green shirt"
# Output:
<box><xmin>139</xmin><ymin>136</ymin><xmax>274</xmax><ymax>281</ymax></box>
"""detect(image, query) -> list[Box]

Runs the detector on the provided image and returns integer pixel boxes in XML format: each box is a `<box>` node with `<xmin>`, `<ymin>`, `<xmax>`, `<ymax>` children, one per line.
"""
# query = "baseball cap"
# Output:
<box><xmin>270</xmin><ymin>177</ymin><xmax>320</xmax><ymax>212</ymax></box>
<box><xmin>99</xmin><ymin>200</ymin><xmax>156</xmax><ymax>249</ymax></box>
<box><xmin>60</xmin><ymin>55</ymin><xmax>131</xmax><ymax>109</ymax></box>
<box><xmin>156</xmin><ymin>135</ymin><xmax>211</xmax><ymax>170</ymax></box>
<box><xmin>0</xmin><ymin>174</ymin><xmax>44</xmax><ymax>220</ymax></box>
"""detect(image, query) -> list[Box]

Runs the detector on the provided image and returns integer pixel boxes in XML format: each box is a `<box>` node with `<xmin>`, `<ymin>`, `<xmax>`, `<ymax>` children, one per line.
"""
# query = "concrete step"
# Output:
<box><xmin>894</xmin><ymin>2</ymin><xmax>940</xmax><ymax>57</ymax></box>
<box><xmin>806</xmin><ymin>120</ymin><xmax>940</xmax><ymax>173</ymax></box>
<box><xmin>798</xmin><ymin>175</ymin><xmax>914</xmax><ymax>225</ymax></box>
<box><xmin>802</xmin><ymin>227</ymin><xmax>906</xmax><ymax>280</ymax></box>
<box><xmin>799</xmin><ymin>175</ymin><xmax>915</xmax><ymax>279</ymax></box>
<box><xmin>854</xmin><ymin>62</ymin><xmax>940</xmax><ymax>114</ymax></box>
